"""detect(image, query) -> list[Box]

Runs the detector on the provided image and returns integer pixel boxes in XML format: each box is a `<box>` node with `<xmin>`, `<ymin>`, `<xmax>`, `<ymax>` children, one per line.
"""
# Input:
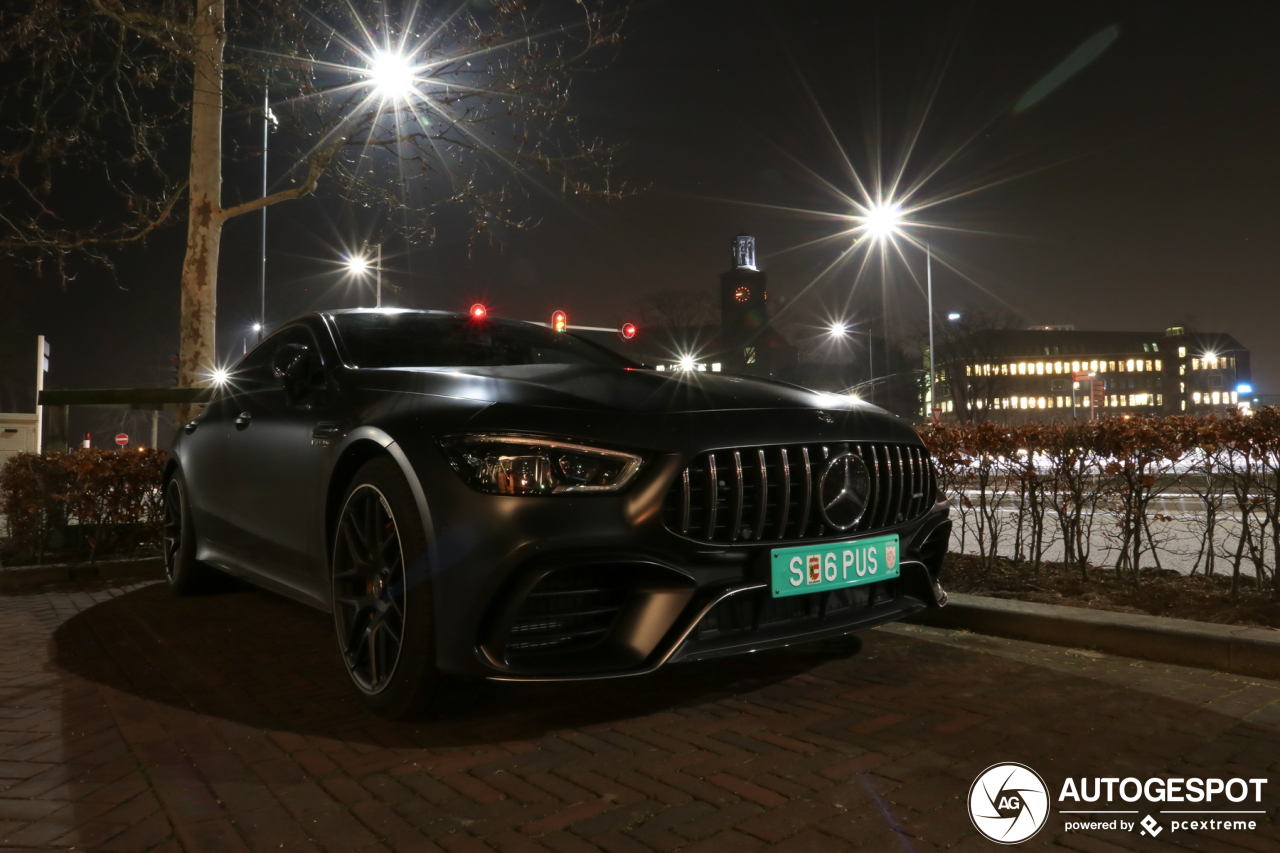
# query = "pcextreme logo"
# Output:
<box><xmin>968</xmin><ymin>763</ymin><xmax>1050</xmax><ymax>844</ymax></box>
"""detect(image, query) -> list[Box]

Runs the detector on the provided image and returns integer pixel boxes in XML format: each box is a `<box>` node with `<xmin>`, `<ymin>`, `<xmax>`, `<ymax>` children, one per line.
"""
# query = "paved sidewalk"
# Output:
<box><xmin>0</xmin><ymin>580</ymin><xmax>1278</xmax><ymax>852</ymax></box>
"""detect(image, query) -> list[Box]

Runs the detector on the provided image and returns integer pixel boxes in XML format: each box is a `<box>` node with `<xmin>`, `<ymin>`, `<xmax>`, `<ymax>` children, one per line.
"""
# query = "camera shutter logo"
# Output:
<box><xmin>818</xmin><ymin>452</ymin><xmax>871</xmax><ymax>530</ymax></box>
<box><xmin>968</xmin><ymin>763</ymin><xmax>1050</xmax><ymax>844</ymax></box>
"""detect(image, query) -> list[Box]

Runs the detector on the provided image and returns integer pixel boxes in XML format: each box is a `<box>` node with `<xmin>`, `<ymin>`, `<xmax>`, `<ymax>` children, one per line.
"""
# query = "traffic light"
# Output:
<box><xmin>552</xmin><ymin>310</ymin><xmax>567</xmax><ymax>333</ymax></box>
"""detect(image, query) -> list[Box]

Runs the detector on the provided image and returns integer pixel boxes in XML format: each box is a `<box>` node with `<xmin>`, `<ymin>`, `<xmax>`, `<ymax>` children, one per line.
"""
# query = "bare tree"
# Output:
<box><xmin>921</xmin><ymin>308</ymin><xmax>1024</xmax><ymax>422</ymax></box>
<box><xmin>636</xmin><ymin>286</ymin><xmax>718</xmax><ymax>331</ymax></box>
<box><xmin>0</xmin><ymin>0</ymin><xmax>629</xmax><ymax>415</ymax></box>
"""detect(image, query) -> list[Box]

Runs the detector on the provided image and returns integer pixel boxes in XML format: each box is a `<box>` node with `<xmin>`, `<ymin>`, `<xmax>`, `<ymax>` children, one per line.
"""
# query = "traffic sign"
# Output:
<box><xmin>1072</xmin><ymin>371</ymin><xmax>1092</xmax><ymax>381</ymax></box>
<box><xmin>115</xmin><ymin>433</ymin><xmax>129</xmax><ymax>447</ymax></box>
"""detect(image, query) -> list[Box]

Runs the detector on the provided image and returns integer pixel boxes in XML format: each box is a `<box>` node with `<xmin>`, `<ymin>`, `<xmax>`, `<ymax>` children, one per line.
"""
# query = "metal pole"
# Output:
<box><xmin>259</xmin><ymin>85</ymin><xmax>268</xmax><ymax>342</ymax></box>
<box><xmin>376</xmin><ymin>243</ymin><xmax>382</xmax><ymax>308</ymax></box>
<box><xmin>927</xmin><ymin>242</ymin><xmax>935</xmax><ymax>423</ymax></box>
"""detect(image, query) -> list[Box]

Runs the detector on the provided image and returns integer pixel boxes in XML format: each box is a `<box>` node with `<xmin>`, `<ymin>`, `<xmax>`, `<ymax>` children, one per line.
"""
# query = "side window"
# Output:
<box><xmin>231</xmin><ymin>326</ymin><xmax>321</xmax><ymax>393</ymax></box>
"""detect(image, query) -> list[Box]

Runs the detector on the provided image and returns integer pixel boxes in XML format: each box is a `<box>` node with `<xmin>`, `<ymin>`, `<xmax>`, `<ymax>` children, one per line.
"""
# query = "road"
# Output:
<box><xmin>0</xmin><ymin>580</ymin><xmax>1278</xmax><ymax>851</ymax></box>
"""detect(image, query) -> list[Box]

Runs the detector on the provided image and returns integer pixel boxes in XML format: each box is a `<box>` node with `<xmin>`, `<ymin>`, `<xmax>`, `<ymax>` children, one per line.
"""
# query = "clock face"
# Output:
<box><xmin>734</xmin><ymin>285</ymin><xmax>751</xmax><ymax>302</ymax></box>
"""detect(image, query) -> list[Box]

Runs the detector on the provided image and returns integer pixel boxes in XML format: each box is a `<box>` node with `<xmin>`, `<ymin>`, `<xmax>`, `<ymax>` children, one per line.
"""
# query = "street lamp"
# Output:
<box><xmin>345</xmin><ymin>245</ymin><xmax>384</xmax><ymax>307</ymax></box>
<box><xmin>368</xmin><ymin>51</ymin><xmax>416</xmax><ymax>100</ymax></box>
<box><xmin>828</xmin><ymin>320</ymin><xmax>875</xmax><ymax>387</ymax></box>
<box><xmin>857</xmin><ymin>201</ymin><xmax>938</xmax><ymax>423</ymax></box>
<box><xmin>947</xmin><ymin>312</ymin><xmax>961</xmax><ymax>322</ymax></box>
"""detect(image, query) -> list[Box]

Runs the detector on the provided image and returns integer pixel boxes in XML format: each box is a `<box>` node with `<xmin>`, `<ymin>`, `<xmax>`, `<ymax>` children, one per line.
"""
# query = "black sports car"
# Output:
<box><xmin>165</xmin><ymin>308</ymin><xmax>951</xmax><ymax>717</ymax></box>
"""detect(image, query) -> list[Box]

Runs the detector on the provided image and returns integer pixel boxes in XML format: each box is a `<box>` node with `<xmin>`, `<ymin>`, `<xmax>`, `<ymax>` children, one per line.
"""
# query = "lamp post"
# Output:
<box><xmin>862</xmin><ymin>202</ymin><xmax>940</xmax><ymax>422</ymax></box>
<box><xmin>259</xmin><ymin>85</ymin><xmax>269</xmax><ymax>343</ymax></box>
<box><xmin>828</xmin><ymin>321</ymin><xmax>873</xmax><ymax>393</ymax></box>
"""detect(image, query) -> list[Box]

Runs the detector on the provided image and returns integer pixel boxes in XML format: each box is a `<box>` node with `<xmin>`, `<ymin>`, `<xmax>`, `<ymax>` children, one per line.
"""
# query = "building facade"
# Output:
<box><xmin>930</xmin><ymin>326</ymin><xmax>1250</xmax><ymax>423</ymax></box>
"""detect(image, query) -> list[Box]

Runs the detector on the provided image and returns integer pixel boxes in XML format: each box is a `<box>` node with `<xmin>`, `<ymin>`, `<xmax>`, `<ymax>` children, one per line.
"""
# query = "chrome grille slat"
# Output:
<box><xmin>681</xmin><ymin>468</ymin><xmax>691</xmax><ymax>534</ymax></box>
<box><xmin>776</xmin><ymin>448</ymin><xmax>791</xmax><ymax>540</ymax></box>
<box><xmin>894</xmin><ymin>446</ymin><xmax>906</xmax><ymax>523</ymax></box>
<box><xmin>753</xmin><ymin>449</ymin><xmax>768</xmax><ymax>541</ymax></box>
<box><xmin>706</xmin><ymin>453</ymin><xmax>719</xmax><ymax>540</ymax></box>
<box><xmin>664</xmin><ymin>442</ymin><xmax>933</xmax><ymax>544</ymax></box>
<box><xmin>867</xmin><ymin>445</ymin><xmax>883</xmax><ymax>529</ymax></box>
<box><xmin>798</xmin><ymin>447</ymin><xmax>813</xmax><ymax>538</ymax></box>
<box><xmin>730</xmin><ymin>451</ymin><xmax>745</xmax><ymax>542</ymax></box>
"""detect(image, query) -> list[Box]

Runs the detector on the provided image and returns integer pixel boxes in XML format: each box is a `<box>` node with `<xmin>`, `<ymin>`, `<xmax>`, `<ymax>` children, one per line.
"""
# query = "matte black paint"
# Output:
<box><xmin>171</xmin><ymin>309</ymin><xmax>949</xmax><ymax>680</ymax></box>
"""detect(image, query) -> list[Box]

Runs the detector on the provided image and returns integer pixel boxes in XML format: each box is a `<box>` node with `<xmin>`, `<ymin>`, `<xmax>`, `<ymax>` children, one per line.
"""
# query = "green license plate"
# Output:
<box><xmin>770</xmin><ymin>535</ymin><xmax>900</xmax><ymax>598</ymax></box>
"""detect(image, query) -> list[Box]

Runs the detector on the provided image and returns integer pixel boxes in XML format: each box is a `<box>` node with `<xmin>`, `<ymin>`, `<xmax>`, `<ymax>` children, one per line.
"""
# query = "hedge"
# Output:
<box><xmin>917</xmin><ymin>408</ymin><xmax>1280</xmax><ymax>594</ymax></box>
<box><xmin>0</xmin><ymin>449</ymin><xmax>166</xmax><ymax>564</ymax></box>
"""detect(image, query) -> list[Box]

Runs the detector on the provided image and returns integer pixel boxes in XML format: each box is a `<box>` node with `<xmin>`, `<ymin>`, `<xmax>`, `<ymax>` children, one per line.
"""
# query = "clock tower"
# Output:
<box><xmin>720</xmin><ymin>234</ymin><xmax>769</xmax><ymax>367</ymax></box>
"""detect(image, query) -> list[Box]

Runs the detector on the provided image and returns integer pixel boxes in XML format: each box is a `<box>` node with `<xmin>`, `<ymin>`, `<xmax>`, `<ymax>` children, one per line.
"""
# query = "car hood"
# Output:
<box><xmin>354</xmin><ymin>365</ymin><xmax>922</xmax><ymax>453</ymax></box>
<box><xmin>355</xmin><ymin>364</ymin><xmax>880</xmax><ymax>415</ymax></box>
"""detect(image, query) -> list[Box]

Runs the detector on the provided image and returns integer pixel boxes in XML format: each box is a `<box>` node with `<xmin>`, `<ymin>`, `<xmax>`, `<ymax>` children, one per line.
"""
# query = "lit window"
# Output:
<box><xmin>1181</xmin><ymin>400</ymin><xmax>1186</xmax><ymax>410</ymax></box>
<box><xmin>1156</xmin><ymin>394</ymin><xmax>1162</xmax><ymax>405</ymax></box>
<box><xmin>1126</xmin><ymin>359</ymin><xmax>1135</xmax><ymax>372</ymax></box>
<box><xmin>1036</xmin><ymin>362</ymin><xmax>1045</xmax><ymax>375</ymax></box>
<box><xmin>697</xmin><ymin>364</ymin><xmax>707</xmax><ymax>372</ymax></box>
<box><xmin>1179</xmin><ymin>365</ymin><xmax>1186</xmax><ymax>376</ymax></box>
<box><xmin>1178</xmin><ymin>346</ymin><xmax>1187</xmax><ymax>358</ymax></box>
<box><xmin>1145</xmin><ymin>360</ymin><xmax>1153</xmax><ymax>372</ymax></box>
<box><xmin>1038</xmin><ymin>397</ymin><xmax>1046</xmax><ymax>409</ymax></box>
<box><xmin>1109</xmin><ymin>361</ymin><xmax>1117</xmax><ymax>372</ymax></box>
<box><xmin>966</xmin><ymin>365</ymin><xmax>972</xmax><ymax>376</ymax></box>
<box><xmin>657</xmin><ymin>365</ymin><xmax>665</xmax><ymax>372</ymax></box>
<box><xmin>1193</xmin><ymin>392</ymin><xmax>1201</xmax><ymax>404</ymax></box>
<box><xmin>1155</xmin><ymin>360</ymin><xmax>1161</xmax><ymax>371</ymax></box>
<box><xmin>1231</xmin><ymin>392</ymin><xmax>1238</xmax><ymax>404</ymax></box>
<box><xmin>711</xmin><ymin>363</ymin><xmax>722</xmax><ymax>372</ymax></box>
<box><xmin>1090</xmin><ymin>360</ymin><xmax>1099</xmax><ymax>372</ymax></box>
<box><xmin>1071</xmin><ymin>361</ymin><xmax>1080</xmax><ymax>372</ymax></box>
<box><xmin>1192</xmin><ymin>358</ymin><xmax>1200</xmax><ymax>370</ymax></box>
<box><xmin>1083</xmin><ymin>397</ymin><xmax>1090</xmax><ymax>407</ymax></box>
<box><xmin>1212</xmin><ymin>391</ymin><xmax>1220</xmax><ymax>405</ymax></box>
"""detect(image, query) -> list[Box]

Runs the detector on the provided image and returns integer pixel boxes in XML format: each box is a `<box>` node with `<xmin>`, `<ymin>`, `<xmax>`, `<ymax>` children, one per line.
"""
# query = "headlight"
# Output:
<box><xmin>438</xmin><ymin>433</ymin><xmax>645</xmax><ymax>495</ymax></box>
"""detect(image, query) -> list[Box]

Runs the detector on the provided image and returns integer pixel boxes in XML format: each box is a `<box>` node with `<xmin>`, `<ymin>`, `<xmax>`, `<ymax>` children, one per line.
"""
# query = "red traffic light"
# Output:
<box><xmin>469</xmin><ymin>303</ymin><xmax>487</xmax><ymax>319</ymax></box>
<box><xmin>619</xmin><ymin>322</ymin><xmax>637</xmax><ymax>340</ymax></box>
<box><xmin>552</xmin><ymin>310</ymin><xmax>568</xmax><ymax>332</ymax></box>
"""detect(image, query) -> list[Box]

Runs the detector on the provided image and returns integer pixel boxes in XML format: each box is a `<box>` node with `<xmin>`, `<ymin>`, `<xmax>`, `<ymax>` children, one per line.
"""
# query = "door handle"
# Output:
<box><xmin>235</xmin><ymin>412</ymin><xmax>252</xmax><ymax>427</ymax></box>
<box><xmin>311</xmin><ymin>422</ymin><xmax>341</xmax><ymax>439</ymax></box>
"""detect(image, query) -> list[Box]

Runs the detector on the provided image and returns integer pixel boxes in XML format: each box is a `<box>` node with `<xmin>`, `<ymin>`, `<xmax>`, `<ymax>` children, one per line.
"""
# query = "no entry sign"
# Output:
<box><xmin>115</xmin><ymin>433</ymin><xmax>129</xmax><ymax>447</ymax></box>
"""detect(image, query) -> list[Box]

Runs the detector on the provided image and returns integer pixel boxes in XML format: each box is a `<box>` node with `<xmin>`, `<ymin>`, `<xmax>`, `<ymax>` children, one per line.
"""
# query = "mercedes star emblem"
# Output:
<box><xmin>818</xmin><ymin>452</ymin><xmax>871</xmax><ymax>530</ymax></box>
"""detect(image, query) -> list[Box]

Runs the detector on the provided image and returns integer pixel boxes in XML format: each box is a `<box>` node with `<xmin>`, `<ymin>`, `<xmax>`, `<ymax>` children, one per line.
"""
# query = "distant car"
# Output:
<box><xmin>164</xmin><ymin>309</ymin><xmax>951</xmax><ymax>717</ymax></box>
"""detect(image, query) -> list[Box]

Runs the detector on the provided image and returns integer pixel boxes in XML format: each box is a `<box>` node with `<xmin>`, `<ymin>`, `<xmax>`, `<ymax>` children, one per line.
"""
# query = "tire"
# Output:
<box><xmin>331</xmin><ymin>457</ymin><xmax>440</xmax><ymax>719</ymax></box>
<box><xmin>163</xmin><ymin>469</ymin><xmax>216</xmax><ymax>595</ymax></box>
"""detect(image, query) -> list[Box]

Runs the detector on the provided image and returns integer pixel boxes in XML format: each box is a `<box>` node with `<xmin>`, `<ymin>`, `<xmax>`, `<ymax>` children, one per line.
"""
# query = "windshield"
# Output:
<box><xmin>330</xmin><ymin>311</ymin><xmax>637</xmax><ymax>370</ymax></box>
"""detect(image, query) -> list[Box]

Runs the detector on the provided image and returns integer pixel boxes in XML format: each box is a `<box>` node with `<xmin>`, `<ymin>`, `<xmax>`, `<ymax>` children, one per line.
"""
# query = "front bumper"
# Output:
<box><xmin>410</xmin><ymin>431</ymin><xmax>952</xmax><ymax>680</ymax></box>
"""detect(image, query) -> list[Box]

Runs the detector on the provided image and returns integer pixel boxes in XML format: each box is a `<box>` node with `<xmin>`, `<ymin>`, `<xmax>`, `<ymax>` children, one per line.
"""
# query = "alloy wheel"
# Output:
<box><xmin>332</xmin><ymin>485</ymin><xmax>407</xmax><ymax>694</ymax></box>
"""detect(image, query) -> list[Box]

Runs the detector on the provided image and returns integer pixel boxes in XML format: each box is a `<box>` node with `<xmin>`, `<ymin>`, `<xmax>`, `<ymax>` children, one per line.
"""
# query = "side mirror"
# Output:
<box><xmin>272</xmin><ymin>343</ymin><xmax>314</xmax><ymax>404</ymax></box>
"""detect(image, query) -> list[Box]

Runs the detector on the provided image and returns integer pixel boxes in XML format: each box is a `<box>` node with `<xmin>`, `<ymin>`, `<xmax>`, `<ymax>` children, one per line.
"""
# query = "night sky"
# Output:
<box><xmin>5</xmin><ymin>0</ymin><xmax>1280</xmax><ymax>440</ymax></box>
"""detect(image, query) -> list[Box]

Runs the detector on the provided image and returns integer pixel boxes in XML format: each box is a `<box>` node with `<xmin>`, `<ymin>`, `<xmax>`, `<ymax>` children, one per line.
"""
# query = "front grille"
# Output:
<box><xmin>505</xmin><ymin>566</ymin><xmax>627</xmax><ymax>660</ymax></box>
<box><xmin>662</xmin><ymin>442</ymin><xmax>935</xmax><ymax>544</ymax></box>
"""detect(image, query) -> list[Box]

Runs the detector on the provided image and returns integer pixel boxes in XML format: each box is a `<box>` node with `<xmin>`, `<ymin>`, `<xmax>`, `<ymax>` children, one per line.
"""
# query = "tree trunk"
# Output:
<box><xmin>177</xmin><ymin>0</ymin><xmax>227</xmax><ymax>424</ymax></box>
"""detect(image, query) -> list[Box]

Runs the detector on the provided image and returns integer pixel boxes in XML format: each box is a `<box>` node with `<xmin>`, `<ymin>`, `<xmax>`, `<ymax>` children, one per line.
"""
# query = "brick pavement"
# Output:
<box><xmin>0</xmin><ymin>580</ymin><xmax>1278</xmax><ymax>852</ymax></box>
